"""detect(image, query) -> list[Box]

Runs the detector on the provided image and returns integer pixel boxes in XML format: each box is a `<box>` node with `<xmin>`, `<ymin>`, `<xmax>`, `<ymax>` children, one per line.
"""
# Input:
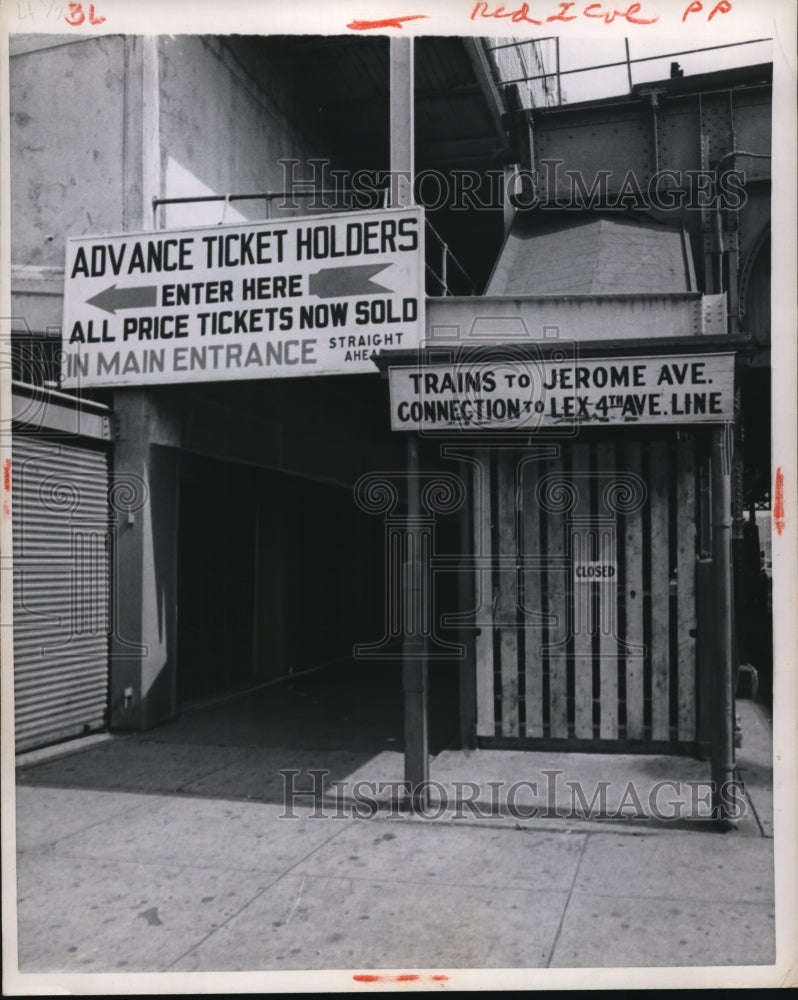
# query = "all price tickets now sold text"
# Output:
<box><xmin>62</xmin><ymin>210</ymin><xmax>424</xmax><ymax>384</ymax></box>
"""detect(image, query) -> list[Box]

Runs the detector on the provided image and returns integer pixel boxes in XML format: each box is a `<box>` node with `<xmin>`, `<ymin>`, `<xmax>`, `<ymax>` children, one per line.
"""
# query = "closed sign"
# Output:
<box><xmin>574</xmin><ymin>561</ymin><xmax>616</xmax><ymax>581</ymax></box>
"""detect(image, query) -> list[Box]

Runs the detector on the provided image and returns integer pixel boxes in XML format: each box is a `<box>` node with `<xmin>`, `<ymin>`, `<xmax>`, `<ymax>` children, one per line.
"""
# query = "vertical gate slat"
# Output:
<box><xmin>523</xmin><ymin>457</ymin><xmax>544</xmax><ymax>737</ymax></box>
<box><xmin>624</xmin><ymin>441</ymin><xmax>645</xmax><ymax>740</ymax></box>
<box><xmin>572</xmin><ymin>442</ymin><xmax>593</xmax><ymax>740</ymax></box>
<box><xmin>650</xmin><ymin>439</ymin><xmax>671</xmax><ymax>741</ymax></box>
<box><xmin>677</xmin><ymin>434</ymin><xmax>697</xmax><ymax>741</ymax></box>
<box><xmin>497</xmin><ymin>449</ymin><xmax>519</xmax><ymax>737</ymax></box>
<box><xmin>474</xmin><ymin>450</ymin><xmax>495</xmax><ymax>737</ymax></box>
<box><xmin>546</xmin><ymin>448</ymin><xmax>569</xmax><ymax>739</ymax></box>
<box><xmin>598</xmin><ymin>442</ymin><xmax>619</xmax><ymax>740</ymax></box>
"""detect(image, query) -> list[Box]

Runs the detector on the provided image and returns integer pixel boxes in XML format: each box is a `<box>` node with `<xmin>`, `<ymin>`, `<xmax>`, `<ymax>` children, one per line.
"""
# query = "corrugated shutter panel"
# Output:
<box><xmin>12</xmin><ymin>434</ymin><xmax>110</xmax><ymax>752</ymax></box>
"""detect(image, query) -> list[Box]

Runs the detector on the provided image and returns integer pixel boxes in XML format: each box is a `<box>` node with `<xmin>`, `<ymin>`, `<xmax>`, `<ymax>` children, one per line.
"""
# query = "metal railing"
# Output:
<box><xmin>424</xmin><ymin>218</ymin><xmax>475</xmax><ymax>297</ymax></box>
<box><xmin>151</xmin><ymin>190</ymin><xmax>374</xmax><ymax>227</ymax></box>
<box><xmin>485</xmin><ymin>37</ymin><xmax>771</xmax><ymax>107</ymax></box>
<box><xmin>151</xmin><ymin>191</ymin><xmax>476</xmax><ymax>297</ymax></box>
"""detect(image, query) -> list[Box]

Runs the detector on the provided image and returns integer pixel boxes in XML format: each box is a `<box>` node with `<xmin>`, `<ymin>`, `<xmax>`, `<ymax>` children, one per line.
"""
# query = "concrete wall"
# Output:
<box><xmin>108</xmin><ymin>392</ymin><xmax>180</xmax><ymax>731</ymax></box>
<box><xmin>158</xmin><ymin>35</ymin><xmax>334</xmax><ymax>229</ymax></box>
<box><xmin>10</xmin><ymin>35</ymin><xmax>127</xmax><ymax>271</ymax></box>
<box><xmin>10</xmin><ymin>35</ymin><xmax>130</xmax><ymax>335</ymax></box>
<box><xmin>9</xmin><ymin>33</ymin><xmax>338</xmax><ymax>320</ymax></box>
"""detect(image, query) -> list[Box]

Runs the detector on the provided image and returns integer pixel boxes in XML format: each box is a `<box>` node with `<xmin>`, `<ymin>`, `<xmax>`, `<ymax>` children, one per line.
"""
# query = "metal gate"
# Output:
<box><xmin>12</xmin><ymin>433</ymin><xmax>110</xmax><ymax>752</ymax></box>
<box><xmin>474</xmin><ymin>433</ymin><xmax>699</xmax><ymax>750</ymax></box>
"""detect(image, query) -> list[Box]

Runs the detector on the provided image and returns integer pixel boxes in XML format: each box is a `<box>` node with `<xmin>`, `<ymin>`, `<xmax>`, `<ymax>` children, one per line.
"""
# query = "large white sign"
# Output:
<box><xmin>388</xmin><ymin>352</ymin><xmax>735</xmax><ymax>430</ymax></box>
<box><xmin>61</xmin><ymin>207</ymin><xmax>424</xmax><ymax>387</ymax></box>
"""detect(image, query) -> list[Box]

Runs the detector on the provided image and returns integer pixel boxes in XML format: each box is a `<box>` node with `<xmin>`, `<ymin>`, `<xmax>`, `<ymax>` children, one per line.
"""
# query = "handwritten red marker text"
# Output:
<box><xmin>470</xmin><ymin>1</ymin><xmax>659</xmax><ymax>23</ymax></box>
<box><xmin>469</xmin><ymin>0</ymin><xmax>734</xmax><ymax>25</ymax></box>
<box><xmin>347</xmin><ymin>14</ymin><xmax>428</xmax><ymax>29</ymax></box>
<box><xmin>2</xmin><ymin>458</ymin><xmax>11</xmax><ymax>520</ymax></box>
<box><xmin>774</xmin><ymin>467</ymin><xmax>785</xmax><ymax>535</ymax></box>
<box><xmin>64</xmin><ymin>2</ymin><xmax>105</xmax><ymax>26</ymax></box>
<box><xmin>353</xmin><ymin>974</ymin><xmax>449</xmax><ymax>983</ymax></box>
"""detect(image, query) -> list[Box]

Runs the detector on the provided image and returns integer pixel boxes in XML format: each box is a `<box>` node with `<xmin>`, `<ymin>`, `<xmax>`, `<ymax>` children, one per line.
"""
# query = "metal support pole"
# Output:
<box><xmin>555</xmin><ymin>37</ymin><xmax>562</xmax><ymax>105</ymax></box>
<box><xmin>649</xmin><ymin>93</ymin><xmax>660</xmax><ymax>175</ymax></box>
<box><xmin>403</xmin><ymin>434</ymin><xmax>429</xmax><ymax>810</ymax></box>
<box><xmin>711</xmin><ymin>425</ymin><xmax>735</xmax><ymax>825</ymax></box>
<box><xmin>624</xmin><ymin>38</ymin><xmax>633</xmax><ymax>92</ymax></box>
<box><xmin>389</xmin><ymin>37</ymin><xmax>414</xmax><ymax>209</ymax></box>
<box><xmin>458</xmin><ymin>460</ymin><xmax>477</xmax><ymax>749</ymax></box>
<box><xmin>390</xmin><ymin>36</ymin><xmax>425</xmax><ymax>806</ymax></box>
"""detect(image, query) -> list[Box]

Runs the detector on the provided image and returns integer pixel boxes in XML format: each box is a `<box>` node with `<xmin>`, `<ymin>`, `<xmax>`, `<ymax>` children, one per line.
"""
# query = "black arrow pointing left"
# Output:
<box><xmin>86</xmin><ymin>284</ymin><xmax>158</xmax><ymax>314</ymax></box>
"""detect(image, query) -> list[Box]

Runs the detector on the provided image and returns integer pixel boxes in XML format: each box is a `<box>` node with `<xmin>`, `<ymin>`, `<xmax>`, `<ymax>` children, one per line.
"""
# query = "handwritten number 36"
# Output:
<box><xmin>65</xmin><ymin>3</ymin><xmax>105</xmax><ymax>26</ymax></box>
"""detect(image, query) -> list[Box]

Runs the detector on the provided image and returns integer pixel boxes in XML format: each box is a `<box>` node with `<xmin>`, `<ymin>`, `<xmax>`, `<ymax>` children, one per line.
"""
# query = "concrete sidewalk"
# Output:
<box><xmin>10</xmin><ymin>698</ymin><xmax>777</xmax><ymax>979</ymax></box>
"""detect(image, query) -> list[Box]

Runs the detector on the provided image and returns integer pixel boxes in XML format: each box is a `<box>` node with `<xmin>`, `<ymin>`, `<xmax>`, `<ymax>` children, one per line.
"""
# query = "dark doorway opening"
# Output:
<box><xmin>175</xmin><ymin>451</ymin><xmax>461</xmax><ymax>751</ymax></box>
<box><xmin>177</xmin><ymin>457</ymin><xmax>258</xmax><ymax>705</ymax></box>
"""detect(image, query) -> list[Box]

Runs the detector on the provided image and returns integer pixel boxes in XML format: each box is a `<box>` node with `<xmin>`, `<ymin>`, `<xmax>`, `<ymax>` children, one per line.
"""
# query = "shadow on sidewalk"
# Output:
<box><xmin>16</xmin><ymin>659</ymin><xmax>460</xmax><ymax>806</ymax></box>
<box><xmin>16</xmin><ymin>666</ymin><xmax>773</xmax><ymax>838</ymax></box>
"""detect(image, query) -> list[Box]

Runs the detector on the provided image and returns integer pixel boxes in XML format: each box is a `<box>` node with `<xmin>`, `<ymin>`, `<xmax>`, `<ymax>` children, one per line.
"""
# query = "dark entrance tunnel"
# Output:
<box><xmin>175</xmin><ymin>451</ymin><xmax>461</xmax><ymax>754</ymax></box>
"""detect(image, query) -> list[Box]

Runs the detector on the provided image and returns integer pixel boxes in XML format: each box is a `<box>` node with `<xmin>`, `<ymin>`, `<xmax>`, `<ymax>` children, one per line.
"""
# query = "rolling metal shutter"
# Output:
<box><xmin>12</xmin><ymin>434</ymin><xmax>110</xmax><ymax>752</ymax></box>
